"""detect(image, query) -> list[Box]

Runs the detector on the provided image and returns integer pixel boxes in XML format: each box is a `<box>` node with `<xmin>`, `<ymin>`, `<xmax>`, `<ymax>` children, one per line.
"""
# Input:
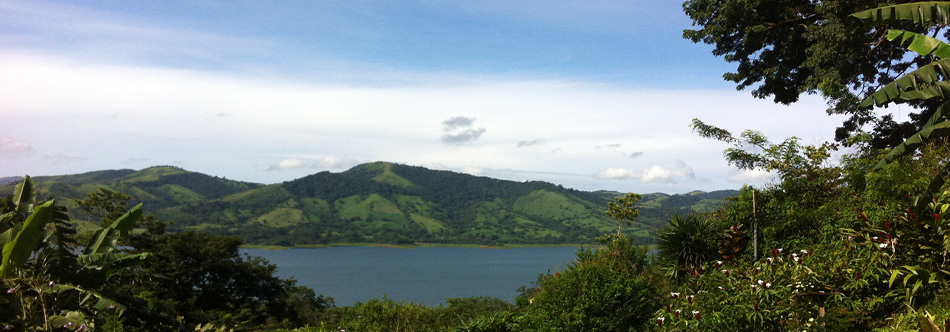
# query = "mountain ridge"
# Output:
<box><xmin>1</xmin><ymin>162</ymin><xmax>738</xmax><ymax>246</ymax></box>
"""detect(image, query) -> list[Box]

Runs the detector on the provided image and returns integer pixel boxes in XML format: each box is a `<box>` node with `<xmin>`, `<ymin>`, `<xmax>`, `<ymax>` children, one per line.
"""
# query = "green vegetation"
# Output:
<box><xmin>1</xmin><ymin>178</ymin><xmax>332</xmax><ymax>331</ymax></box>
<box><xmin>14</xmin><ymin>2</ymin><xmax>950</xmax><ymax>331</ymax></box>
<box><xmin>682</xmin><ymin>0</ymin><xmax>935</xmax><ymax>148</ymax></box>
<box><xmin>0</xmin><ymin>162</ymin><xmax>733</xmax><ymax>246</ymax></box>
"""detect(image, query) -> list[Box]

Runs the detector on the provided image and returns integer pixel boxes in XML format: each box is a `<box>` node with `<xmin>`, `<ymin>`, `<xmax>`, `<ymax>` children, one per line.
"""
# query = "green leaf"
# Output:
<box><xmin>11</xmin><ymin>175</ymin><xmax>36</xmax><ymax>214</ymax></box>
<box><xmin>0</xmin><ymin>200</ymin><xmax>55</xmax><ymax>278</ymax></box>
<box><xmin>874</xmin><ymin>121</ymin><xmax>950</xmax><ymax>170</ymax></box>
<box><xmin>860</xmin><ymin>58</ymin><xmax>950</xmax><ymax>108</ymax></box>
<box><xmin>82</xmin><ymin>203</ymin><xmax>142</xmax><ymax>255</ymax></box>
<box><xmin>918</xmin><ymin>313</ymin><xmax>942</xmax><ymax>332</ymax></box>
<box><xmin>890</xmin><ymin>270</ymin><xmax>901</xmax><ymax>287</ymax></box>
<box><xmin>852</xmin><ymin>2</ymin><xmax>950</xmax><ymax>25</ymax></box>
<box><xmin>887</xmin><ymin>29</ymin><xmax>950</xmax><ymax>59</ymax></box>
<box><xmin>48</xmin><ymin>311</ymin><xmax>89</xmax><ymax>329</ymax></box>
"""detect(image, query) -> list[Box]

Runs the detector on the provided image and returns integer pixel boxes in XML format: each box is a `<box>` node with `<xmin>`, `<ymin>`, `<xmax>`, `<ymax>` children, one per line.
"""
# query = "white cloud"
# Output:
<box><xmin>317</xmin><ymin>156</ymin><xmax>360</xmax><ymax>170</ymax></box>
<box><xmin>727</xmin><ymin>169</ymin><xmax>776</xmax><ymax>184</ymax></box>
<box><xmin>0</xmin><ymin>53</ymin><xmax>848</xmax><ymax>193</ymax></box>
<box><xmin>279</xmin><ymin>158</ymin><xmax>305</xmax><ymax>169</ymax></box>
<box><xmin>0</xmin><ymin>137</ymin><xmax>34</xmax><ymax>157</ymax></box>
<box><xmin>641</xmin><ymin>165</ymin><xmax>695</xmax><ymax>184</ymax></box>
<box><xmin>596</xmin><ymin>167</ymin><xmax>639</xmax><ymax>180</ymax></box>
<box><xmin>594</xmin><ymin>164</ymin><xmax>695</xmax><ymax>184</ymax></box>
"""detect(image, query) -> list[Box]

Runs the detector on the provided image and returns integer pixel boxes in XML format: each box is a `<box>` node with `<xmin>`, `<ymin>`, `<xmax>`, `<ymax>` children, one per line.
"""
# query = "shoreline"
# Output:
<box><xmin>241</xmin><ymin>242</ymin><xmax>599</xmax><ymax>250</ymax></box>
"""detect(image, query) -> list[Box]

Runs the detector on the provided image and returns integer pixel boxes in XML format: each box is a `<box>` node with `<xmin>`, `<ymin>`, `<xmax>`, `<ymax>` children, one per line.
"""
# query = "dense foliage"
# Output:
<box><xmin>11</xmin><ymin>2</ymin><xmax>950</xmax><ymax>332</ymax></box>
<box><xmin>0</xmin><ymin>179</ymin><xmax>332</xmax><ymax>331</ymax></box>
<box><xmin>683</xmin><ymin>0</ymin><xmax>937</xmax><ymax>147</ymax></box>
<box><xmin>0</xmin><ymin>163</ymin><xmax>734</xmax><ymax>247</ymax></box>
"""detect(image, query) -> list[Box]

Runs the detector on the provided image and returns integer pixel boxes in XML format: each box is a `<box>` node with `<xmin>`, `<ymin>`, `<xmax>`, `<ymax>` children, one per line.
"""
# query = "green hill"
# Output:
<box><xmin>1</xmin><ymin>162</ymin><xmax>738</xmax><ymax>246</ymax></box>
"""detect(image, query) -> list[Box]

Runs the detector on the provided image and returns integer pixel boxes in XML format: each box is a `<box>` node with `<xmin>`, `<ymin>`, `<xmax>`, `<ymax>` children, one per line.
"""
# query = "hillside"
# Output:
<box><xmin>1</xmin><ymin>162</ymin><xmax>738</xmax><ymax>245</ymax></box>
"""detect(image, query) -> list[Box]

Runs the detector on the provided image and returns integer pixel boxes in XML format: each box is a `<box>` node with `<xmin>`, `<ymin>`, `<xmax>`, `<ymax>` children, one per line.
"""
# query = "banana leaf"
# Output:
<box><xmin>859</xmin><ymin>58</ymin><xmax>950</xmax><ymax>108</ymax></box>
<box><xmin>82</xmin><ymin>203</ymin><xmax>142</xmax><ymax>255</ymax></box>
<box><xmin>0</xmin><ymin>200</ymin><xmax>55</xmax><ymax>278</ymax></box>
<box><xmin>11</xmin><ymin>175</ymin><xmax>35</xmax><ymax>215</ymax></box>
<box><xmin>887</xmin><ymin>29</ymin><xmax>950</xmax><ymax>59</ymax></box>
<box><xmin>852</xmin><ymin>2</ymin><xmax>950</xmax><ymax>25</ymax></box>
<box><xmin>874</xmin><ymin>121</ymin><xmax>950</xmax><ymax>170</ymax></box>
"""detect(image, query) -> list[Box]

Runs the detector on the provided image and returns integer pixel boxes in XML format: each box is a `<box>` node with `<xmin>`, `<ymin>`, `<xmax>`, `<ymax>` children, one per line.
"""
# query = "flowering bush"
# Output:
<box><xmin>650</xmin><ymin>240</ymin><xmax>893</xmax><ymax>331</ymax></box>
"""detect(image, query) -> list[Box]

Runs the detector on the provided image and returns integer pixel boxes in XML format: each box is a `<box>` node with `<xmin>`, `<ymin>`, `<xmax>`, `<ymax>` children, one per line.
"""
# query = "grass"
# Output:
<box><xmin>156</xmin><ymin>184</ymin><xmax>204</xmax><ymax>204</ymax></box>
<box><xmin>253</xmin><ymin>207</ymin><xmax>308</xmax><ymax>227</ymax></box>
<box><xmin>372</xmin><ymin>163</ymin><xmax>414</xmax><ymax>187</ymax></box>
<box><xmin>513</xmin><ymin>190</ymin><xmax>587</xmax><ymax>220</ymax></box>
<box><xmin>410</xmin><ymin>214</ymin><xmax>446</xmax><ymax>233</ymax></box>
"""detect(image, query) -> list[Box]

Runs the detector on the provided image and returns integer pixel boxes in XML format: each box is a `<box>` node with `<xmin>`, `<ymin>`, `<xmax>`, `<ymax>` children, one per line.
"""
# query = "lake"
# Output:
<box><xmin>241</xmin><ymin>246</ymin><xmax>581</xmax><ymax>307</ymax></box>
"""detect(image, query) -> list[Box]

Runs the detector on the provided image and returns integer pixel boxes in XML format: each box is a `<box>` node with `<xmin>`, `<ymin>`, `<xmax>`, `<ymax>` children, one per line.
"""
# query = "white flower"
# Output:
<box><xmin>757</xmin><ymin>280</ymin><xmax>764</xmax><ymax>285</ymax></box>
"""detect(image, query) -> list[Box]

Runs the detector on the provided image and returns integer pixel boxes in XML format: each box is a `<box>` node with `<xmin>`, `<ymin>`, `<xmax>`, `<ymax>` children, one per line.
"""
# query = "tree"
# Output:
<box><xmin>683</xmin><ymin>0</ymin><xmax>934</xmax><ymax>147</ymax></box>
<box><xmin>122</xmin><ymin>230</ymin><xmax>333</xmax><ymax>330</ymax></box>
<box><xmin>519</xmin><ymin>235</ymin><xmax>661</xmax><ymax>332</ymax></box>
<box><xmin>605</xmin><ymin>192</ymin><xmax>642</xmax><ymax>236</ymax></box>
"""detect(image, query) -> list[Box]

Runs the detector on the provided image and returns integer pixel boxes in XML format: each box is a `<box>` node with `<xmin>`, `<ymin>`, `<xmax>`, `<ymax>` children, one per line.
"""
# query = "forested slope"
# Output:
<box><xmin>1</xmin><ymin>162</ymin><xmax>736</xmax><ymax>245</ymax></box>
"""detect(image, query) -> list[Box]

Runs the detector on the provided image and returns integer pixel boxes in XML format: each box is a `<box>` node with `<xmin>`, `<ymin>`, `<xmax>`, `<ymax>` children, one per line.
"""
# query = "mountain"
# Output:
<box><xmin>0</xmin><ymin>162</ymin><xmax>738</xmax><ymax>246</ymax></box>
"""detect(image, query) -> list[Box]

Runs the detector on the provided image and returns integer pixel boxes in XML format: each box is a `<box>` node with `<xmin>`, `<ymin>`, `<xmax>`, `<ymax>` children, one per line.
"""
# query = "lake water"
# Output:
<box><xmin>241</xmin><ymin>246</ymin><xmax>580</xmax><ymax>307</ymax></box>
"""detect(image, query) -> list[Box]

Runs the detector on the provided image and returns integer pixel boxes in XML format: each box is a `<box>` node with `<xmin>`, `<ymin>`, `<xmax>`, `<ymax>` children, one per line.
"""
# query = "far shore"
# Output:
<box><xmin>241</xmin><ymin>242</ymin><xmax>601</xmax><ymax>250</ymax></box>
<box><xmin>240</xmin><ymin>242</ymin><xmax>662</xmax><ymax>250</ymax></box>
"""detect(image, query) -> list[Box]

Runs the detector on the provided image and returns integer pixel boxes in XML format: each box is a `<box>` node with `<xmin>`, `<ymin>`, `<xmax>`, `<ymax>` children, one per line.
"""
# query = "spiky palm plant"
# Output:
<box><xmin>658</xmin><ymin>214</ymin><xmax>719</xmax><ymax>279</ymax></box>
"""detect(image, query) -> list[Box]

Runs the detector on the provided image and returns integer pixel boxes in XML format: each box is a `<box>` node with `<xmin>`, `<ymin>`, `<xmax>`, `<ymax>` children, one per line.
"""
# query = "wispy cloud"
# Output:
<box><xmin>121</xmin><ymin>158</ymin><xmax>152</xmax><ymax>166</ymax></box>
<box><xmin>42</xmin><ymin>153</ymin><xmax>86</xmax><ymax>165</ymax></box>
<box><xmin>0</xmin><ymin>52</ymin><xmax>845</xmax><ymax>192</ymax></box>
<box><xmin>0</xmin><ymin>137</ymin><xmax>34</xmax><ymax>158</ymax></box>
<box><xmin>517</xmin><ymin>139</ymin><xmax>542</xmax><ymax>148</ymax></box>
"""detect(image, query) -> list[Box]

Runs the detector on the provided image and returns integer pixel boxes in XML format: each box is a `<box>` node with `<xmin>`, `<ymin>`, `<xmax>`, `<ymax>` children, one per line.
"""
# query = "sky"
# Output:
<box><xmin>0</xmin><ymin>0</ymin><xmax>860</xmax><ymax>194</ymax></box>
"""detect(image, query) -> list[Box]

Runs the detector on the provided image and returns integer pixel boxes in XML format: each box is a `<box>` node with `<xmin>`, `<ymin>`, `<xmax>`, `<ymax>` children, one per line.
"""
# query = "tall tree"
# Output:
<box><xmin>683</xmin><ymin>0</ymin><xmax>935</xmax><ymax>147</ymax></box>
<box><xmin>605</xmin><ymin>193</ymin><xmax>642</xmax><ymax>236</ymax></box>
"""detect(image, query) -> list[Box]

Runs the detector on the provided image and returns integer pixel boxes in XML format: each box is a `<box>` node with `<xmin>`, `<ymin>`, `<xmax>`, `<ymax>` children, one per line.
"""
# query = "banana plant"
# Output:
<box><xmin>850</xmin><ymin>2</ymin><xmax>950</xmax><ymax>315</ymax></box>
<box><xmin>1</xmin><ymin>176</ymin><xmax>158</xmax><ymax>330</ymax></box>
<box><xmin>852</xmin><ymin>2</ymin><xmax>950</xmax><ymax>201</ymax></box>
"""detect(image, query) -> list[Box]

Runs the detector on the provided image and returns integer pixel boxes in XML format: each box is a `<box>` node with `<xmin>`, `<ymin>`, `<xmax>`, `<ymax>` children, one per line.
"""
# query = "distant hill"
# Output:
<box><xmin>0</xmin><ymin>162</ymin><xmax>738</xmax><ymax>246</ymax></box>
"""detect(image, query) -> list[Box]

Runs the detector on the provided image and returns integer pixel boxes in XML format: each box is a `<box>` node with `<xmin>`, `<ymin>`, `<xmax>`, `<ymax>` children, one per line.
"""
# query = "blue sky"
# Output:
<box><xmin>0</xmin><ymin>0</ymin><xmax>855</xmax><ymax>193</ymax></box>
